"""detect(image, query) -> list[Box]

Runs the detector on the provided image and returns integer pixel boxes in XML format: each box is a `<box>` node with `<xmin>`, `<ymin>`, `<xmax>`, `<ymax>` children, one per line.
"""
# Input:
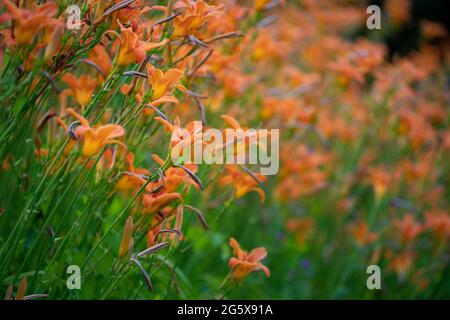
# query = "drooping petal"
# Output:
<box><xmin>66</xmin><ymin>107</ymin><xmax>90</xmax><ymax>127</ymax></box>
<box><xmin>250</xmin><ymin>187</ymin><xmax>266</xmax><ymax>203</ymax></box>
<box><xmin>143</xmin><ymin>193</ymin><xmax>183</xmax><ymax>213</ymax></box>
<box><xmin>152</xmin><ymin>95</ymin><xmax>179</xmax><ymax>107</ymax></box>
<box><xmin>258</xmin><ymin>263</ymin><xmax>270</xmax><ymax>278</ymax></box>
<box><xmin>247</xmin><ymin>247</ymin><xmax>267</xmax><ymax>263</ymax></box>
<box><xmin>96</xmin><ymin>124</ymin><xmax>125</xmax><ymax>142</ymax></box>
<box><xmin>155</xmin><ymin>116</ymin><xmax>176</xmax><ymax>132</ymax></box>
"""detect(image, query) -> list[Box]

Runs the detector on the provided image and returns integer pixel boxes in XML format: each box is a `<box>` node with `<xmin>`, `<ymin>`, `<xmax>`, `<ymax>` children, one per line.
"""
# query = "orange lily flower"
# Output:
<box><xmin>228</xmin><ymin>237</ymin><xmax>270</xmax><ymax>281</ymax></box>
<box><xmin>286</xmin><ymin>217</ymin><xmax>315</xmax><ymax>244</ymax></box>
<box><xmin>121</xmin><ymin>65</ymin><xmax>185</xmax><ymax>107</ymax></box>
<box><xmin>347</xmin><ymin>221</ymin><xmax>378</xmax><ymax>246</ymax></box>
<box><xmin>424</xmin><ymin>210</ymin><xmax>450</xmax><ymax>243</ymax></box>
<box><xmin>220</xmin><ymin>114</ymin><xmax>270</xmax><ymax>156</ymax></box>
<box><xmin>154</xmin><ymin>117</ymin><xmax>204</xmax><ymax>153</ymax></box>
<box><xmin>251</xmin><ymin>32</ymin><xmax>286</xmax><ymax>62</ymax></box>
<box><xmin>172</xmin><ymin>0</ymin><xmax>222</xmax><ymax>38</ymax></box>
<box><xmin>86</xmin><ymin>45</ymin><xmax>112</xmax><ymax>83</ymax></box>
<box><xmin>3</xmin><ymin>0</ymin><xmax>57</xmax><ymax>45</ymax></box>
<box><xmin>387</xmin><ymin>250</ymin><xmax>415</xmax><ymax>279</ymax></box>
<box><xmin>117</xmin><ymin>25</ymin><xmax>168</xmax><ymax>67</ymax></box>
<box><xmin>276</xmin><ymin>143</ymin><xmax>330</xmax><ymax>201</ymax></box>
<box><xmin>367</xmin><ymin>167</ymin><xmax>392</xmax><ymax>200</ymax></box>
<box><xmin>116</xmin><ymin>152</ymin><xmax>150</xmax><ymax>191</ymax></box>
<box><xmin>66</xmin><ymin>108</ymin><xmax>125</xmax><ymax>158</ymax></box>
<box><xmin>254</xmin><ymin>0</ymin><xmax>271</xmax><ymax>11</ymax></box>
<box><xmin>220</xmin><ymin>165</ymin><xmax>266</xmax><ymax>202</ymax></box>
<box><xmin>152</xmin><ymin>154</ymin><xmax>198</xmax><ymax>192</ymax></box>
<box><xmin>394</xmin><ymin>214</ymin><xmax>422</xmax><ymax>245</ymax></box>
<box><xmin>90</xmin><ymin>0</ymin><xmax>150</xmax><ymax>26</ymax></box>
<box><xmin>148</xmin><ymin>66</ymin><xmax>185</xmax><ymax>101</ymax></box>
<box><xmin>145</xmin><ymin>207</ymin><xmax>175</xmax><ymax>247</ymax></box>
<box><xmin>112</xmin><ymin>0</ymin><xmax>149</xmax><ymax>26</ymax></box>
<box><xmin>146</xmin><ymin>222</ymin><xmax>169</xmax><ymax>248</ymax></box>
<box><xmin>142</xmin><ymin>192</ymin><xmax>182</xmax><ymax>214</ymax></box>
<box><xmin>62</xmin><ymin>74</ymin><xmax>97</xmax><ymax>107</ymax></box>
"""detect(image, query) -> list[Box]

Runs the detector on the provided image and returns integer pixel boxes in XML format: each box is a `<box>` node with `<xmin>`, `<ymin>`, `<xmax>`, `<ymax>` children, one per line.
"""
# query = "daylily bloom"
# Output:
<box><xmin>286</xmin><ymin>217</ymin><xmax>315</xmax><ymax>244</ymax></box>
<box><xmin>122</xmin><ymin>65</ymin><xmax>186</xmax><ymax>106</ymax></box>
<box><xmin>220</xmin><ymin>165</ymin><xmax>266</xmax><ymax>202</ymax></box>
<box><xmin>117</xmin><ymin>26</ymin><xmax>168</xmax><ymax>67</ymax></box>
<box><xmin>251</xmin><ymin>32</ymin><xmax>286</xmax><ymax>62</ymax></box>
<box><xmin>254</xmin><ymin>0</ymin><xmax>271</xmax><ymax>11</ymax></box>
<box><xmin>394</xmin><ymin>214</ymin><xmax>422</xmax><ymax>245</ymax></box>
<box><xmin>387</xmin><ymin>250</ymin><xmax>415</xmax><ymax>279</ymax></box>
<box><xmin>172</xmin><ymin>0</ymin><xmax>222</xmax><ymax>38</ymax></box>
<box><xmin>367</xmin><ymin>167</ymin><xmax>393</xmax><ymax>200</ymax></box>
<box><xmin>142</xmin><ymin>192</ymin><xmax>182</xmax><ymax>214</ymax></box>
<box><xmin>66</xmin><ymin>108</ymin><xmax>125</xmax><ymax>158</ymax></box>
<box><xmin>62</xmin><ymin>74</ymin><xmax>97</xmax><ymax>107</ymax></box>
<box><xmin>276</xmin><ymin>143</ymin><xmax>330</xmax><ymax>200</ymax></box>
<box><xmin>228</xmin><ymin>237</ymin><xmax>270</xmax><ymax>281</ymax></box>
<box><xmin>148</xmin><ymin>66</ymin><xmax>185</xmax><ymax>101</ymax></box>
<box><xmin>145</xmin><ymin>207</ymin><xmax>175</xmax><ymax>247</ymax></box>
<box><xmin>424</xmin><ymin>210</ymin><xmax>450</xmax><ymax>243</ymax></box>
<box><xmin>152</xmin><ymin>154</ymin><xmax>199</xmax><ymax>192</ymax></box>
<box><xmin>116</xmin><ymin>152</ymin><xmax>150</xmax><ymax>191</ymax></box>
<box><xmin>3</xmin><ymin>0</ymin><xmax>57</xmax><ymax>45</ymax></box>
<box><xmin>146</xmin><ymin>222</ymin><xmax>169</xmax><ymax>248</ymax></box>
<box><xmin>220</xmin><ymin>114</ymin><xmax>270</xmax><ymax>156</ymax></box>
<box><xmin>347</xmin><ymin>221</ymin><xmax>378</xmax><ymax>246</ymax></box>
<box><xmin>154</xmin><ymin>117</ymin><xmax>204</xmax><ymax>159</ymax></box>
<box><xmin>86</xmin><ymin>45</ymin><xmax>113</xmax><ymax>83</ymax></box>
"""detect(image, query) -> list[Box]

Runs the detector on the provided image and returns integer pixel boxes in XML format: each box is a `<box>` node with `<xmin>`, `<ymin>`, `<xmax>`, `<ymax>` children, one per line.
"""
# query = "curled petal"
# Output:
<box><xmin>155</xmin><ymin>116</ymin><xmax>175</xmax><ymax>132</ymax></box>
<box><xmin>258</xmin><ymin>263</ymin><xmax>270</xmax><ymax>278</ymax></box>
<box><xmin>96</xmin><ymin>124</ymin><xmax>125</xmax><ymax>141</ymax></box>
<box><xmin>250</xmin><ymin>187</ymin><xmax>266</xmax><ymax>203</ymax></box>
<box><xmin>248</xmin><ymin>247</ymin><xmax>267</xmax><ymax>263</ymax></box>
<box><xmin>66</xmin><ymin>108</ymin><xmax>90</xmax><ymax>127</ymax></box>
<box><xmin>221</xmin><ymin>115</ymin><xmax>241</xmax><ymax>130</ymax></box>
<box><xmin>143</xmin><ymin>193</ymin><xmax>182</xmax><ymax>213</ymax></box>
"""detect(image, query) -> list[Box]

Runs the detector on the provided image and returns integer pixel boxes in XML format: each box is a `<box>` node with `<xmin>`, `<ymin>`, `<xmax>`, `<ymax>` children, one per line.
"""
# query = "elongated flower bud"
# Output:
<box><xmin>44</xmin><ymin>25</ymin><xmax>63</xmax><ymax>63</ymax></box>
<box><xmin>15</xmin><ymin>276</ymin><xmax>27</xmax><ymax>300</ymax></box>
<box><xmin>118</xmin><ymin>216</ymin><xmax>134</xmax><ymax>258</ymax></box>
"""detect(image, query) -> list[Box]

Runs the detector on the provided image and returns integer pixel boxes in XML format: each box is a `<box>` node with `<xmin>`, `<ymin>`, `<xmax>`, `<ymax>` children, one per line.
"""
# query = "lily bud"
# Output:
<box><xmin>44</xmin><ymin>25</ymin><xmax>64</xmax><ymax>63</ymax></box>
<box><xmin>118</xmin><ymin>216</ymin><xmax>134</xmax><ymax>258</ymax></box>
